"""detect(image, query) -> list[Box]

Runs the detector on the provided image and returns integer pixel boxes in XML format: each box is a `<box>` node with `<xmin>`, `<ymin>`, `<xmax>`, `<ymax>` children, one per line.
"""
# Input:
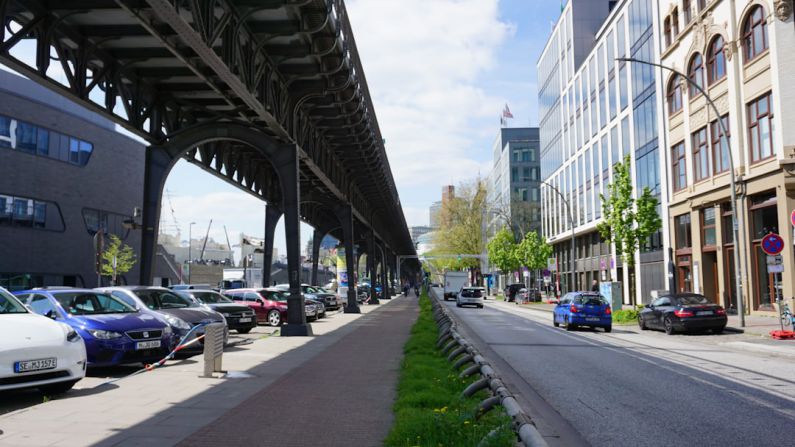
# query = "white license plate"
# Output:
<box><xmin>696</xmin><ymin>311</ymin><xmax>713</xmax><ymax>316</ymax></box>
<box><xmin>586</xmin><ymin>317</ymin><xmax>600</xmax><ymax>321</ymax></box>
<box><xmin>135</xmin><ymin>340</ymin><xmax>161</xmax><ymax>350</ymax></box>
<box><xmin>238</xmin><ymin>317</ymin><xmax>252</xmax><ymax>323</ymax></box>
<box><xmin>14</xmin><ymin>358</ymin><xmax>57</xmax><ymax>373</ymax></box>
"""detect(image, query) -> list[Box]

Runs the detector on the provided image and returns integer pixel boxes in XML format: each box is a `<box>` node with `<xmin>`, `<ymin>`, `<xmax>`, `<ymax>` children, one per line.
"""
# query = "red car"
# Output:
<box><xmin>223</xmin><ymin>288</ymin><xmax>288</xmax><ymax>326</ymax></box>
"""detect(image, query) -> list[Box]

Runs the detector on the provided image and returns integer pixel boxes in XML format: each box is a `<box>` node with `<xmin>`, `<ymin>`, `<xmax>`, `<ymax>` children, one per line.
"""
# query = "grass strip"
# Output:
<box><xmin>385</xmin><ymin>290</ymin><xmax>514</xmax><ymax>447</ymax></box>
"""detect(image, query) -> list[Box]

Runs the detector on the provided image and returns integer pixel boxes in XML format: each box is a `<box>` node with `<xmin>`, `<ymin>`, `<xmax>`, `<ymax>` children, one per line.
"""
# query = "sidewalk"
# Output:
<box><xmin>0</xmin><ymin>295</ymin><xmax>419</xmax><ymax>447</ymax></box>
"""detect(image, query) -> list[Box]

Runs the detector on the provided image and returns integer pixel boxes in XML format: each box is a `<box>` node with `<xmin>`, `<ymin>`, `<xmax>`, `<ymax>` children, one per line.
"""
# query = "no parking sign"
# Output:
<box><xmin>762</xmin><ymin>233</ymin><xmax>784</xmax><ymax>256</ymax></box>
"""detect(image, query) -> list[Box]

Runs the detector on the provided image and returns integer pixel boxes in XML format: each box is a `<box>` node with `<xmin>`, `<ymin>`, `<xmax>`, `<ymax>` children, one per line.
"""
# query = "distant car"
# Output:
<box><xmin>504</xmin><ymin>283</ymin><xmax>525</xmax><ymax>302</ymax></box>
<box><xmin>553</xmin><ymin>292</ymin><xmax>612</xmax><ymax>332</ymax></box>
<box><xmin>98</xmin><ymin>286</ymin><xmax>227</xmax><ymax>354</ymax></box>
<box><xmin>0</xmin><ymin>287</ymin><xmax>86</xmax><ymax>394</ymax></box>
<box><xmin>275</xmin><ymin>284</ymin><xmax>339</xmax><ymax>311</ymax></box>
<box><xmin>176</xmin><ymin>290</ymin><xmax>257</xmax><ymax>334</ymax></box>
<box><xmin>456</xmin><ymin>287</ymin><xmax>484</xmax><ymax>309</ymax></box>
<box><xmin>15</xmin><ymin>288</ymin><xmax>174</xmax><ymax>367</ymax></box>
<box><xmin>638</xmin><ymin>293</ymin><xmax>727</xmax><ymax>335</ymax></box>
<box><xmin>223</xmin><ymin>288</ymin><xmax>289</xmax><ymax>326</ymax></box>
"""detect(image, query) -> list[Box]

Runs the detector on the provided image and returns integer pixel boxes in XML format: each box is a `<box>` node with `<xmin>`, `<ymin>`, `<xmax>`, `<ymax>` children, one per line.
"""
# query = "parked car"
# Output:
<box><xmin>175</xmin><ymin>290</ymin><xmax>257</xmax><ymax>334</ymax></box>
<box><xmin>638</xmin><ymin>293</ymin><xmax>727</xmax><ymax>335</ymax></box>
<box><xmin>456</xmin><ymin>287</ymin><xmax>484</xmax><ymax>309</ymax></box>
<box><xmin>15</xmin><ymin>288</ymin><xmax>174</xmax><ymax>367</ymax></box>
<box><xmin>0</xmin><ymin>287</ymin><xmax>87</xmax><ymax>394</ymax></box>
<box><xmin>170</xmin><ymin>284</ymin><xmax>212</xmax><ymax>291</ymax></box>
<box><xmin>504</xmin><ymin>283</ymin><xmax>525</xmax><ymax>302</ymax></box>
<box><xmin>275</xmin><ymin>284</ymin><xmax>339</xmax><ymax>311</ymax></box>
<box><xmin>553</xmin><ymin>292</ymin><xmax>612</xmax><ymax>332</ymax></box>
<box><xmin>98</xmin><ymin>286</ymin><xmax>227</xmax><ymax>354</ymax></box>
<box><xmin>223</xmin><ymin>288</ymin><xmax>288</xmax><ymax>326</ymax></box>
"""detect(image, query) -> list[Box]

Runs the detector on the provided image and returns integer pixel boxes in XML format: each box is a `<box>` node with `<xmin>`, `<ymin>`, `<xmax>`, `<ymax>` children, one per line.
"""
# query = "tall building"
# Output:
<box><xmin>658</xmin><ymin>0</ymin><xmax>795</xmax><ymax>315</ymax></box>
<box><xmin>538</xmin><ymin>0</ymin><xmax>666</xmax><ymax>303</ymax></box>
<box><xmin>428</xmin><ymin>201</ymin><xmax>442</xmax><ymax>229</ymax></box>
<box><xmin>486</xmin><ymin>127</ymin><xmax>542</xmax><ymax>238</ymax></box>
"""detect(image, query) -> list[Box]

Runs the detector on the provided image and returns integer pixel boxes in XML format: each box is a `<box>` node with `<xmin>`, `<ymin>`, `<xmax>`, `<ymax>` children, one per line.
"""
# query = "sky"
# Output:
<box><xmin>162</xmin><ymin>0</ymin><xmax>564</xmax><ymax>258</ymax></box>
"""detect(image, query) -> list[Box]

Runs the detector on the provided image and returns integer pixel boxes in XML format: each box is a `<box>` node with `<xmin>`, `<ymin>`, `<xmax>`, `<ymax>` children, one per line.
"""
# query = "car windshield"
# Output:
<box><xmin>576</xmin><ymin>295</ymin><xmax>606</xmax><ymax>306</ymax></box>
<box><xmin>264</xmin><ymin>290</ymin><xmax>288</xmax><ymax>302</ymax></box>
<box><xmin>134</xmin><ymin>290</ymin><xmax>198</xmax><ymax>309</ymax></box>
<box><xmin>461</xmin><ymin>289</ymin><xmax>482</xmax><ymax>298</ymax></box>
<box><xmin>315</xmin><ymin>287</ymin><xmax>331</xmax><ymax>294</ymax></box>
<box><xmin>0</xmin><ymin>289</ymin><xmax>28</xmax><ymax>314</ymax></box>
<box><xmin>56</xmin><ymin>292</ymin><xmax>136</xmax><ymax>315</ymax></box>
<box><xmin>677</xmin><ymin>295</ymin><xmax>710</xmax><ymax>305</ymax></box>
<box><xmin>190</xmin><ymin>291</ymin><xmax>233</xmax><ymax>304</ymax></box>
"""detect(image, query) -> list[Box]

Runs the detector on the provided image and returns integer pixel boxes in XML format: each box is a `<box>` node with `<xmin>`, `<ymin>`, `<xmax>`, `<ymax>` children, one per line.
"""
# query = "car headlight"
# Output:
<box><xmin>87</xmin><ymin>329</ymin><xmax>123</xmax><ymax>340</ymax></box>
<box><xmin>163</xmin><ymin>325</ymin><xmax>173</xmax><ymax>335</ymax></box>
<box><xmin>59</xmin><ymin>323</ymin><xmax>81</xmax><ymax>343</ymax></box>
<box><xmin>164</xmin><ymin>314</ymin><xmax>191</xmax><ymax>330</ymax></box>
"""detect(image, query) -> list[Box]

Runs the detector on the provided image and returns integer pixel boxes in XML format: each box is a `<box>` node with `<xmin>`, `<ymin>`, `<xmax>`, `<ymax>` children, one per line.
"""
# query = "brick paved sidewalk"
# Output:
<box><xmin>179</xmin><ymin>295</ymin><xmax>419</xmax><ymax>447</ymax></box>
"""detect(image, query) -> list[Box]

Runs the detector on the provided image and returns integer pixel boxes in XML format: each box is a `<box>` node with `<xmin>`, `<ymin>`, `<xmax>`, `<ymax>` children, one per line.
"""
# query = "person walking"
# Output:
<box><xmin>591</xmin><ymin>279</ymin><xmax>599</xmax><ymax>292</ymax></box>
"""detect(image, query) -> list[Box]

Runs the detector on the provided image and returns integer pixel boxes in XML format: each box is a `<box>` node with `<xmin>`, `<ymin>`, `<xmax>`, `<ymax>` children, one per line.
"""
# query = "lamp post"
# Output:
<box><xmin>539</xmin><ymin>180</ymin><xmax>577</xmax><ymax>293</ymax></box>
<box><xmin>188</xmin><ymin>221</ymin><xmax>196</xmax><ymax>284</ymax></box>
<box><xmin>617</xmin><ymin>57</ymin><xmax>745</xmax><ymax>326</ymax></box>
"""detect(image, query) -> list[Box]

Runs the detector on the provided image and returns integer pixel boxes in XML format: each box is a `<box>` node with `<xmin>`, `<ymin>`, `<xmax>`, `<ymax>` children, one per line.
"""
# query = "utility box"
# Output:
<box><xmin>599</xmin><ymin>282</ymin><xmax>623</xmax><ymax>310</ymax></box>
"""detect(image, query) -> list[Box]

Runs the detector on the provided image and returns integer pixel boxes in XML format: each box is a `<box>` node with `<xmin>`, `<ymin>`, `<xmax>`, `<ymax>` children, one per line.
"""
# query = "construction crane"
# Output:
<box><xmin>199</xmin><ymin>219</ymin><xmax>213</xmax><ymax>261</ymax></box>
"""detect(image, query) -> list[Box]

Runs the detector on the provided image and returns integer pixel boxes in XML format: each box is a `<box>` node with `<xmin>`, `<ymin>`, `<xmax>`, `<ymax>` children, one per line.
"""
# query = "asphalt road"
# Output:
<box><xmin>442</xmin><ymin>296</ymin><xmax>795</xmax><ymax>447</ymax></box>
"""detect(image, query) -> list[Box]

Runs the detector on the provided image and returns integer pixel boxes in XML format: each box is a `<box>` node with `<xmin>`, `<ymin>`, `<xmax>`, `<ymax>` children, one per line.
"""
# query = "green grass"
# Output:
<box><xmin>385</xmin><ymin>291</ymin><xmax>515</xmax><ymax>447</ymax></box>
<box><xmin>612</xmin><ymin>308</ymin><xmax>639</xmax><ymax>324</ymax></box>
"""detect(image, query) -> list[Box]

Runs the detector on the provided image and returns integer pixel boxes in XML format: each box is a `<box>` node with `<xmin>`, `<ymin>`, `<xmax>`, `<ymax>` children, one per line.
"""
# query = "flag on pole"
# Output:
<box><xmin>502</xmin><ymin>104</ymin><xmax>514</xmax><ymax>119</ymax></box>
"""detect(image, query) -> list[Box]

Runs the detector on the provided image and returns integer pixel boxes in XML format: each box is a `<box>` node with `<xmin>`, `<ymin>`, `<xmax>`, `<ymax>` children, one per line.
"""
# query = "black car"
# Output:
<box><xmin>638</xmin><ymin>293</ymin><xmax>727</xmax><ymax>335</ymax></box>
<box><xmin>176</xmin><ymin>290</ymin><xmax>257</xmax><ymax>334</ymax></box>
<box><xmin>504</xmin><ymin>283</ymin><xmax>525</xmax><ymax>302</ymax></box>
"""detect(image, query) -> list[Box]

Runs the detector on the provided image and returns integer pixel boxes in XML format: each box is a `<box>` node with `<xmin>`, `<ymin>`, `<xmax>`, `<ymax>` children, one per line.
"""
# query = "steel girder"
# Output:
<box><xmin>0</xmin><ymin>0</ymin><xmax>414</xmax><ymax>255</ymax></box>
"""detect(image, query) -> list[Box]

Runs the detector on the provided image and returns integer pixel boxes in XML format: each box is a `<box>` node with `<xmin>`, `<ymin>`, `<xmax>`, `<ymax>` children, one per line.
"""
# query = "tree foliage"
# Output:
<box><xmin>487</xmin><ymin>228</ymin><xmax>519</xmax><ymax>273</ymax></box>
<box><xmin>100</xmin><ymin>234</ymin><xmax>137</xmax><ymax>281</ymax></box>
<box><xmin>431</xmin><ymin>179</ymin><xmax>487</xmax><ymax>270</ymax></box>
<box><xmin>516</xmin><ymin>231</ymin><xmax>553</xmax><ymax>271</ymax></box>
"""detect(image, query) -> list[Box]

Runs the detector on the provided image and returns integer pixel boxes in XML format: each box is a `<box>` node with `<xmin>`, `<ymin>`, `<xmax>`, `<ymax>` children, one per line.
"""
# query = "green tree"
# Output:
<box><xmin>432</xmin><ymin>179</ymin><xmax>487</xmax><ymax>270</ymax></box>
<box><xmin>100</xmin><ymin>234</ymin><xmax>137</xmax><ymax>285</ymax></box>
<box><xmin>597</xmin><ymin>155</ymin><xmax>662</xmax><ymax>304</ymax></box>
<box><xmin>487</xmin><ymin>228</ymin><xmax>520</xmax><ymax>275</ymax></box>
<box><xmin>516</xmin><ymin>231</ymin><xmax>553</xmax><ymax>284</ymax></box>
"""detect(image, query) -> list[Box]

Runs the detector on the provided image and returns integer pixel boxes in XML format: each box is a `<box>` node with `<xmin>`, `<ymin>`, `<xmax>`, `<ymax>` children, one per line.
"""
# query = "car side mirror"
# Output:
<box><xmin>44</xmin><ymin>309</ymin><xmax>56</xmax><ymax>320</ymax></box>
<box><xmin>647</xmin><ymin>304</ymin><xmax>654</xmax><ymax>309</ymax></box>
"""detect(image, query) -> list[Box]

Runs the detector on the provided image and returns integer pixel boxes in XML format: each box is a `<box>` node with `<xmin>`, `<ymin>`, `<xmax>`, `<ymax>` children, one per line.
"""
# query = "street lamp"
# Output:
<box><xmin>539</xmin><ymin>180</ymin><xmax>577</xmax><ymax>293</ymax></box>
<box><xmin>188</xmin><ymin>221</ymin><xmax>196</xmax><ymax>284</ymax></box>
<box><xmin>617</xmin><ymin>57</ymin><xmax>746</xmax><ymax>327</ymax></box>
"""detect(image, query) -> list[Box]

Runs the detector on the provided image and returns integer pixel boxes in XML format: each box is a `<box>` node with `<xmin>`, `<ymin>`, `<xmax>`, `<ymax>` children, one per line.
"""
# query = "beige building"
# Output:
<box><xmin>659</xmin><ymin>0</ymin><xmax>795</xmax><ymax>315</ymax></box>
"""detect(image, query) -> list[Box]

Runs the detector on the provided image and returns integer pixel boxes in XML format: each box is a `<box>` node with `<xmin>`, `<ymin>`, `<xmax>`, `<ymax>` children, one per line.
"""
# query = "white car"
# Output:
<box><xmin>0</xmin><ymin>287</ymin><xmax>86</xmax><ymax>394</ymax></box>
<box><xmin>456</xmin><ymin>287</ymin><xmax>485</xmax><ymax>309</ymax></box>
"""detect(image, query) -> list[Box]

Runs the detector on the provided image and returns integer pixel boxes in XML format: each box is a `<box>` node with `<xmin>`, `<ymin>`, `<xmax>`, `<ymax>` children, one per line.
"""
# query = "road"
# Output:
<box><xmin>441</xmin><ymin>296</ymin><xmax>795</xmax><ymax>447</ymax></box>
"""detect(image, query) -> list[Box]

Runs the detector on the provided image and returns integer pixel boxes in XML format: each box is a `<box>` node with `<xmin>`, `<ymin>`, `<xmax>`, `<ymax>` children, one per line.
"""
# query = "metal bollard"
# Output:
<box><xmin>201</xmin><ymin>322</ymin><xmax>225</xmax><ymax>378</ymax></box>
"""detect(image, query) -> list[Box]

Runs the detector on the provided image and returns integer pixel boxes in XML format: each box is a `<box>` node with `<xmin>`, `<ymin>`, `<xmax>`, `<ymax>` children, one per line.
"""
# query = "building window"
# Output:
<box><xmin>692</xmin><ymin>127</ymin><xmax>710</xmax><ymax>181</ymax></box>
<box><xmin>667</xmin><ymin>75</ymin><xmax>683</xmax><ymax>114</ymax></box>
<box><xmin>672</xmin><ymin>142</ymin><xmax>687</xmax><ymax>191</ymax></box>
<box><xmin>675</xmin><ymin>214</ymin><xmax>692</xmax><ymax>249</ymax></box>
<box><xmin>683</xmin><ymin>0</ymin><xmax>692</xmax><ymax>25</ymax></box>
<box><xmin>0</xmin><ymin>113</ymin><xmax>94</xmax><ymax>166</ymax></box>
<box><xmin>710</xmin><ymin>115</ymin><xmax>730</xmax><ymax>174</ymax></box>
<box><xmin>743</xmin><ymin>5</ymin><xmax>768</xmax><ymax>62</ymax></box>
<box><xmin>82</xmin><ymin>208</ymin><xmax>131</xmax><ymax>240</ymax></box>
<box><xmin>707</xmin><ymin>36</ymin><xmax>726</xmax><ymax>84</ymax></box>
<box><xmin>747</xmin><ymin>93</ymin><xmax>773</xmax><ymax>163</ymax></box>
<box><xmin>664</xmin><ymin>16</ymin><xmax>672</xmax><ymax>47</ymax></box>
<box><xmin>0</xmin><ymin>194</ymin><xmax>64</xmax><ymax>231</ymax></box>
<box><xmin>688</xmin><ymin>53</ymin><xmax>704</xmax><ymax>97</ymax></box>
<box><xmin>702</xmin><ymin>208</ymin><xmax>716</xmax><ymax>247</ymax></box>
<box><xmin>671</xmin><ymin>8</ymin><xmax>680</xmax><ymax>38</ymax></box>
<box><xmin>697</xmin><ymin>0</ymin><xmax>706</xmax><ymax>11</ymax></box>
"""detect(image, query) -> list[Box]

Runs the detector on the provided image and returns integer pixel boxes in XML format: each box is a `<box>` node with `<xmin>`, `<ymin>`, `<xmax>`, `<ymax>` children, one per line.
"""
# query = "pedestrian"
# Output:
<box><xmin>591</xmin><ymin>279</ymin><xmax>599</xmax><ymax>292</ymax></box>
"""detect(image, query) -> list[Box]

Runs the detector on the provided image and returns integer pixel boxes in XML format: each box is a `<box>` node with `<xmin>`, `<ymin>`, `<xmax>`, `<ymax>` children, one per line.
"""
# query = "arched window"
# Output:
<box><xmin>743</xmin><ymin>5</ymin><xmax>768</xmax><ymax>62</ymax></box>
<box><xmin>664</xmin><ymin>16</ymin><xmax>672</xmax><ymax>47</ymax></box>
<box><xmin>667</xmin><ymin>75</ymin><xmax>683</xmax><ymax>114</ymax></box>
<box><xmin>707</xmin><ymin>36</ymin><xmax>726</xmax><ymax>84</ymax></box>
<box><xmin>688</xmin><ymin>53</ymin><xmax>704</xmax><ymax>96</ymax></box>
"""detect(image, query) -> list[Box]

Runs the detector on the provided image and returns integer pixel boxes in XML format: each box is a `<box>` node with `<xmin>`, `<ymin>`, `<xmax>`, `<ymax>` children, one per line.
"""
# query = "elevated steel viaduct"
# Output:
<box><xmin>0</xmin><ymin>0</ymin><xmax>419</xmax><ymax>335</ymax></box>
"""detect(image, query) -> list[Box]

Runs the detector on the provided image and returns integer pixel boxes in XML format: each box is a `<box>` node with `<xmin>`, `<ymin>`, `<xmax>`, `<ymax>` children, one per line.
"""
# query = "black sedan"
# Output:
<box><xmin>176</xmin><ymin>290</ymin><xmax>258</xmax><ymax>334</ymax></box>
<box><xmin>638</xmin><ymin>293</ymin><xmax>727</xmax><ymax>335</ymax></box>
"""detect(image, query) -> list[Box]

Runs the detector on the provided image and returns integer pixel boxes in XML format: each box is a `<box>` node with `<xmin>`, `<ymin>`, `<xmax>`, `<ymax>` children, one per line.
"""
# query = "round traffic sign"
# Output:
<box><xmin>762</xmin><ymin>233</ymin><xmax>784</xmax><ymax>255</ymax></box>
<box><xmin>791</xmin><ymin>210</ymin><xmax>795</xmax><ymax>227</ymax></box>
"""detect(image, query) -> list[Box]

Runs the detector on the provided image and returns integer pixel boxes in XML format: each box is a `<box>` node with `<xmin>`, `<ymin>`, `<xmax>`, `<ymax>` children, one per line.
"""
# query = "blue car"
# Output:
<box><xmin>553</xmin><ymin>292</ymin><xmax>612</xmax><ymax>332</ymax></box>
<box><xmin>15</xmin><ymin>288</ymin><xmax>176</xmax><ymax>367</ymax></box>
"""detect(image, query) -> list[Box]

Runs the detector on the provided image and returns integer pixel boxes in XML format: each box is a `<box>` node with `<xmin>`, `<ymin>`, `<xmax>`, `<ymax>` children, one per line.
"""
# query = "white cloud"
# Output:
<box><xmin>347</xmin><ymin>0</ymin><xmax>514</xmax><ymax>187</ymax></box>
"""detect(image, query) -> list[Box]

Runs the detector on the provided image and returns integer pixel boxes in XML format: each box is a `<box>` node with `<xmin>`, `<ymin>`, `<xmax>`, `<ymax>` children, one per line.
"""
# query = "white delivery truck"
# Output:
<box><xmin>443</xmin><ymin>271</ymin><xmax>468</xmax><ymax>300</ymax></box>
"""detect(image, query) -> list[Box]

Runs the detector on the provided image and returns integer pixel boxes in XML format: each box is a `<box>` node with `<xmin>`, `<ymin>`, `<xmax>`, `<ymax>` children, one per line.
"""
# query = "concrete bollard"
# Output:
<box><xmin>201</xmin><ymin>322</ymin><xmax>225</xmax><ymax>378</ymax></box>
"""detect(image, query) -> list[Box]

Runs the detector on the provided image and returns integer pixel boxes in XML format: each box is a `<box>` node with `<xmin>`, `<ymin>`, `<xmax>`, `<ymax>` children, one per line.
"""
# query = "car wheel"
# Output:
<box><xmin>663</xmin><ymin>316</ymin><xmax>675</xmax><ymax>335</ymax></box>
<box><xmin>565</xmin><ymin>317</ymin><xmax>576</xmax><ymax>331</ymax></box>
<box><xmin>478</xmin><ymin>305</ymin><xmax>483</xmax><ymax>309</ymax></box>
<box><xmin>553</xmin><ymin>314</ymin><xmax>559</xmax><ymax>327</ymax></box>
<box><xmin>267</xmin><ymin>309</ymin><xmax>282</xmax><ymax>327</ymax></box>
<box><xmin>456</xmin><ymin>302</ymin><xmax>462</xmax><ymax>308</ymax></box>
<box><xmin>638</xmin><ymin>316</ymin><xmax>647</xmax><ymax>330</ymax></box>
<box><xmin>604</xmin><ymin>326</ymin><xmax>612</xmax><ymax>333</ymax></box>
<box><xmin>38</xmin><ymin>380</ymin><xmax>78</xmax><ymax>395</ymax></box>
<box><xmin>237</xmin><ymin>328</ymin><xmax>252</xmax><ymax>334</ymax></box>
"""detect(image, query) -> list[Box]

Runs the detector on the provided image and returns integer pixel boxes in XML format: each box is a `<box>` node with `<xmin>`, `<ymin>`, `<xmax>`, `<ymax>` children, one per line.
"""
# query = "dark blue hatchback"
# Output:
<box><xmin>15</xmin><ymin>289</ymin><xmax>176</xmax><ymax>367</ymax></box>
<box><xmin>553</xmin><ymin>292</ymin><xmax>612</xmax><ymax>332</ymax></box>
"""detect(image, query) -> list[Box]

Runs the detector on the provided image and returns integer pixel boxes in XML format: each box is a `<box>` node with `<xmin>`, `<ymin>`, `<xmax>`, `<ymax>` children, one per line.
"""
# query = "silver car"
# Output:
<box><xmin>456</xmin><ymin>287</ymin><xmax>484</xmax><ymax>309</ymax></box>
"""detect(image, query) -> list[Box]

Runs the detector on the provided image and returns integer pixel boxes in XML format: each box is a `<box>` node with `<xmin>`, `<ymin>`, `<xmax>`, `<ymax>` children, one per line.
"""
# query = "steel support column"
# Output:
<box><xmin>311</xmin><ymin>228</ymin><xmax>323</xmax><ymax>286</ymax></box>
<box><xmin>140</xmin><ymin>144</ymin><xmax>179</xmax><ymax>286</ymax></box>
<box><xmin>381</xmin><ymin>243</ymin><xmax>389</xmax><ymax>300</ymax></box>
<box><xmin>275</xmin><ymin>144</ymin><xmax>310</xmax><ymax>336</ymax></box>
<box><xmin>368</xmin><ymin>231</ymin><xmax>379</xmax><ymax>304</ymax></box>
<box><xmin>336</xmin><ymin>204</ymin><xmax>360</xmax><ymax>313</ymax></box>
<box><xmin>262</xmin><ymin>204</ymin><xmax>282</xmax><ymax>288</ymax></box>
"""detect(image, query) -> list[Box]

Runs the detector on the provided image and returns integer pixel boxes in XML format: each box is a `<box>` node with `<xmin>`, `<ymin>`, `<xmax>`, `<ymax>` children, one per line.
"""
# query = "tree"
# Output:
<box><xmin>100</xmin><ymin>234</ymin><xmax>137</xmax><ymax>285</ymax></box>
<box><xmin>432</xmin><ymin>179</ymin><xmax>487</xmax><ymax>270</ymax></box>
<box><xmin>516</xmin><ymin>231</ymin><xmax>553</xmax><ymax>285</ymax></box>
<box><xmin>487</xmin><ymin>228</ymin><xmax>520</xmax><ymax>275</ymax></box>
<box><xmin>597</xmin><ymin>155</ymin><xmax>662</xmax><ymax>304</ymax></box>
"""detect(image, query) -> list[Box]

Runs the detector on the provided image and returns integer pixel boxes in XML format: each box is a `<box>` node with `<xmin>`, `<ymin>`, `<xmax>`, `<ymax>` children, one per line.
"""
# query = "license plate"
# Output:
<box><xmin>136</xmin><ymin>340</ymin><xmax>161</xmax><ymax>350</ymax></box>
<box><xmin>586</xmin><ymin>317</ymin><xmax>600</xmax><ymax>321</ymax></box>
<box><xmin>14</xmin><ymin>358</ymin><xmax>57</xmax><ymax>373</ymax></box>
<box><xmin>238</xmin><ymin>317</ymin><xmax>252</xmax><ymax>323</ymax></box>
<box><xmin>696</xmin><ymin>311</ymin><xmax>713</xmax><ymax>316</ymax></box>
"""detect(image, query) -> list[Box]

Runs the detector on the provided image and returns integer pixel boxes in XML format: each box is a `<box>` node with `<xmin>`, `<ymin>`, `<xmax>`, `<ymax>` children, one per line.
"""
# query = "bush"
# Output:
<box><xmin>612</xmin><ymin>308</ymin><xmax>638</xmax><ymax>324</ymax></box>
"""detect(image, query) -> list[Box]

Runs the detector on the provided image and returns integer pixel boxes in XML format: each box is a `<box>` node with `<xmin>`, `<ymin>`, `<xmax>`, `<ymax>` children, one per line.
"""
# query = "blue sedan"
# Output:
<box><xmin>553</xmin><ymin>292</ymin><xmax>612</xmax><ymax>332</ymax></box>
<box><xmin>15</xmin><ymin>289</ymin><xmax>176</xmax><ymax>367</ymax></box>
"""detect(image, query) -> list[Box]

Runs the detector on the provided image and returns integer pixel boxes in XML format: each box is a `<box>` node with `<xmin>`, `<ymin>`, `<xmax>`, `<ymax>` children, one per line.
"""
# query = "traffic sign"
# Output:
<box><xmin>768</xmin><ymin>264</ymin><xmax>784</xmax><ymax>273</ymax></box>
<box><xmin>761</xmin><ymin>233</ymin><xmax>784</xmax><ymax>255</ymax></box>
<box><xmin>791</xmin><ymin>210</ymin><xmax>795</xmax><ymax>227</ymax></box>
<box><xmin>767</xmin><ymin>255</ymin><xmax>783</xmax><ymax>266</ymax></box>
